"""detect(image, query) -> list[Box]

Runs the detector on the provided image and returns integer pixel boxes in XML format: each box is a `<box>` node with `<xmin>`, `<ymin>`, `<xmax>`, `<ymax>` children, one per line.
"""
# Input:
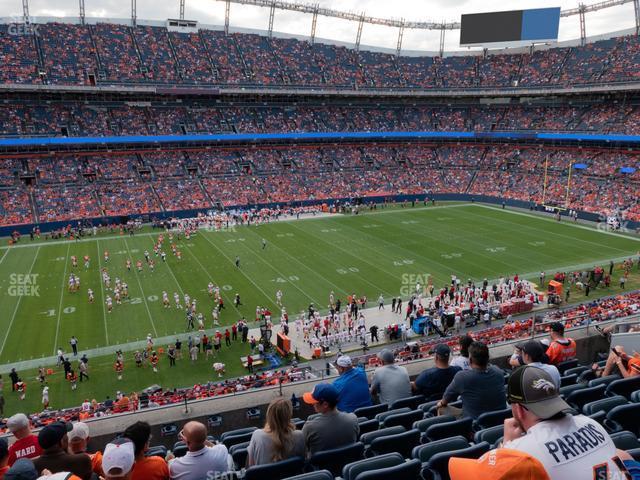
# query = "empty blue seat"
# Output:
<box><xmin>556</xmin><ymin>359</ymin><xmax>579</xmax><ymax>375</ymax></box>
<box><xmin>342</xmin><ymin>452</ymin><xmax>404</xmax><ymax>480</ymax></box>
<box><xmin>354</xmin><ymin>403</ymin><xmax>389</xmax><ymax>420</ymax></box>
<box><xmin>424</xmin><ymin>417</ymin><xmax>473</xmax><ymax>442</ymax></box>
<box><xmin>412</xmin><ymin>435</ymin><xmax>469</xmax><ymax>463</ymax></box>
<box><xmin>354</xmin><ymin>458</ymin><xmax>421</xmax><ymax>480</ymax></box>
<box><xmin>244</xmin><ymin>456</ymin><xmax>305</xmax><ymax>480</ymax></box>
<box><xmin>283</xmin><ymin>471</ymin><xmax>333</xmax><ymax>480</ymax></box>
<box><xmin>610</xmin><ymin>431</ymin><xmax>640</xmax><ymax>450</ymax></box>
<box><xmin>222</xmin><ymin>430</ymin><xmax>255</xmax><ymax>449</ymax></box>
<box><xmin>588</xmin><ymin>374</ymin><xmax>621</xmax><ymax>388</ymax></box>
<box><xmin>424</xmin><ymin>442</ymin><xmax>491</xmax><ymax>480</ymax></box>
<box><xmin>369</xmin><ymin>429</ymin><xmax>421</xmax><ymax>458</ymax></box>
<box><xmin>358</xmin><ymin>419</ymin><xmax>380</xmax><ymax>436</ymax></box>
<box><xmin>381</xmin><ymin>410</ymin><xmax>424</xmax><ymax>430</ymax></box>
<box><xmin>583</xmin><ymin>395</ymin><xmax>628</xmax><ymax>416</ymax></box>
<box><xmin>473</xmin><ymin>424</ymin><xmax>504</xmax><ymax>445</ymax></box>
<box><xmin>309</xmin><ymin>442</ymin><xmax>365</xmax><ymax>477</ymax></box>
<box><xmin>360</xmin><ymin>425</ymin><xmax>406</xmax><ymax>446</ymax></box>
<box><xmin>220</xmin><ymin>426</ymin><xmax>257</xmax><ymax>441</ymax></box>
<box><xmin>605</xmin><ymin>403</ymin><xmax>640</xmax><ymax>436</ymax></box>
<box><xmin>413</xmin><ymin>415</ymin><xmax>456</xmax><ymax>434</ymax></box>
<box><xmin>606</xmin><ymin>377</ymin><xmax>640</xmax><ymax>400</ymax></box>
<box><xmin>474</xmin><ymin>408</ymin><xmax>512</xmax><ymax>431</ymax></box>
<box><xmin>566</xmin><ymin>384</ymin><xmax>606</xmax><ymax>411</ymax></box>
<box><xmin>375</xmin><ymin>407</ymin><xmax>411</xmax><ymax>424</ymax></box>
<box><xmin>389</xmin><ymin>395</ymin><xmax>426</xmax><ymax>410</ymax></box>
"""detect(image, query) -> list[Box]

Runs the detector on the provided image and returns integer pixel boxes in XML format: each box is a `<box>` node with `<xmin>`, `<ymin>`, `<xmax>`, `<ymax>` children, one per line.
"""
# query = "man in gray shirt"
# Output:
<box><xmin>302</xmin><ymin>383</ymin><xmax>360</xmax><ymax>456</ymax></box>
<box><xmin>370</xmin><ymin>349</ymin><xmax>411</xmax><ymax>405</ymax></box>
<box><xmin>437</xmin><ymin>341</ymin><xmax>506</xmax><ymax>419</ymax></box>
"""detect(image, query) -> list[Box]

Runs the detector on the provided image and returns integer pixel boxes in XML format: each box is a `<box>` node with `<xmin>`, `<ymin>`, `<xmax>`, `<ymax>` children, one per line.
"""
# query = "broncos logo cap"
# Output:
<box><xmin>507</xmin><ymin>365</ymin><xmax>572</xmax><ymax>419</ymax></box>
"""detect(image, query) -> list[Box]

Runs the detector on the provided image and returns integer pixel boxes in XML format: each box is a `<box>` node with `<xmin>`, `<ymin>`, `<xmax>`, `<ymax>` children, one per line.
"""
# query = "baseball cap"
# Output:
<box><xmin>68</xmin><ymin>422</ymin><xmax>90</xmax><ymax>442</ymax></box>
<box><xmin>102</xmin><ymin>438</ymin><xmax>135</xmax><ymax>477</ymax></box>
<box><xmin>38</xmin><ymin>421</ymin><xmax>72</xmax><ymax>449</ymax></box>
<box><xmin>508</xmin><ymin>366</ymin><xmax>572</xmax><ymax>419</ymax></box>
<box><xmin>7</xmin><ymin>413</ymin><xmax>29</xmax><ymax>433</ymax></box>
<box><xmin>303</xmin><ymin>383</ymin><xmax>339</xmax><ymax>406</ymax></box>
<box><xmin>377</xmin><ymin>349</ymin><xmax>394</xmax><ymax>364</ymax></box>
<box><xmin>449</xmin><ymin>448</ymin><xmax>550</xmax><ymax>480</ymax></box>
<box><xmin>4</xmin><ymin>458</ymin><xmax>39</xmax><ymax>480</ymax></box>
<box><xmin>519</xmin><ymin>341</ymin><xmax>546</xmax><ymax>363</ymax></box>
<box><xmin>432</xmin><ymin>344</ymin><xmax>451</xmax><ymax>358</ymax></box>
<box><xmin>549</xmin><ymin>322</ymin><xmax>565</xmax><ymax>334</ymax></box>
<box><xmin>335</xmin><ymin>355</ymin><xmax>352</xmax><ymax>368</ymax></box>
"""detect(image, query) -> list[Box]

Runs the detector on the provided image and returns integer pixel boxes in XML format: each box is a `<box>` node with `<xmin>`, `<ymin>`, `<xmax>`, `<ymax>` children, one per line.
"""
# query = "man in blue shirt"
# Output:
<box><xmin>332</xmin><ymin>355</ymin><xmax>372</xmax><ymax>413</ymax></box>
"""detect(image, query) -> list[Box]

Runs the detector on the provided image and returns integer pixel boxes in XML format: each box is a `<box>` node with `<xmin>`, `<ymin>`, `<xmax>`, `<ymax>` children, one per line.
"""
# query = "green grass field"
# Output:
<box><xmin>1</xmin><ymin>202</ymin><xmax>639</xmax><ymax>416</ymax></box>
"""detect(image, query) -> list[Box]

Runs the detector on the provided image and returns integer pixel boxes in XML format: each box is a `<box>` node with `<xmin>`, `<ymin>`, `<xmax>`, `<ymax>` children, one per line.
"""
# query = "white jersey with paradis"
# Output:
<box><xmin>504</xmin><ymin>414</ymin><xmax>626</xmax><ymax>480</ymax></box>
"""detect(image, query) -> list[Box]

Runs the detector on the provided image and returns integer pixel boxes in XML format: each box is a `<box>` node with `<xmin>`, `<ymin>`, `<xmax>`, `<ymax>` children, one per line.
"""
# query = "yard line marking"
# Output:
<box><xmin>0</xmin><ymin>246</ymin><xmax>40</xmax><ymax>358</ymax></box>
<box><xmin>230</xmin><ymin>231</ymin><xmax>322</xmax><ymax>307</ymax></box>
<box><xmin>477</xmin><ymin>204</ymin><xmax>640</xmax><ymax>246</ymax></box>
<box><xmin>0</xmin><ymin>248</ymin><xmax>9</xmax><ymax>265</ymax></box>
<box><xmin>123</xmin><ymin>238</ymin><xmax>158</xmax><ymax>337</ymax></box>
<box><xmin>96</xmin><ymin>240</ymin><xmax>109</xmax><ymax>344</ymax></box>
<box><xmin>149</xmin><ymin>238</ymin><xmax>184</xmax><ymax>297</ymax></box>
<box><xmin>198</xmin><ymin>231</ymin><xmax>280</xmax><ymax>310</ymax></box>
<box><xmin>52</xmin><ymin>243</ymin><xmax>70</xmax><ymax>355</ymax></box>
<box><xmin>243</xmin><ymin>227</ymin><xmax>350</xmax><ymax>297</ymax></box>
<box><xmin>286</xmin><ymin>222</ymin><xmax>396</xmax><ymax>298</ymax></box>
<box><xmin>179</xmin><ymin>242</ymin><xmax>244</xmax><ymax>317</ymax></box>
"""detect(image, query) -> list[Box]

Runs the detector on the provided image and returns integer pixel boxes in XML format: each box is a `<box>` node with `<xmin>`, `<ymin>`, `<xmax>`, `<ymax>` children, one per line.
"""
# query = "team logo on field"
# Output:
<box><xmin>8</xmin><ymin>273</ymin><xmax>40</xmax><ymax>297</ymax></box>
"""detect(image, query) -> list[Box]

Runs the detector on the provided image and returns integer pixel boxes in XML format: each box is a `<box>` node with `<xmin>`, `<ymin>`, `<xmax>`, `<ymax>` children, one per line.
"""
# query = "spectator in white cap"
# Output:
<box><xmin>102</xmin><ymin>438</ymin><xmax>135</xmax><ymax>479</ymax></box>
<box><xmin>332</xmin><ymin>355</ymin><xmax>372</xmax><ymax>413</ymax></box>
<box><xmin>6</xmin><ymin>414</ymin><xmax>42</xmax><ymax>466</ymax></box>
<box><xmin>370</xmin><ymin>349</ymin><xmax>411</xmax><ymax>405</ymax></box>
<box><xmin>67</xmin><ymin>422</ymin><xmax>103</xmax><ymax>477</ymax></box>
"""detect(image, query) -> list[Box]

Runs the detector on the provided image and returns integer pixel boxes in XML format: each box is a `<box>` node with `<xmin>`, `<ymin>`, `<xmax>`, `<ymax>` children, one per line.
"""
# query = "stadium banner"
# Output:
<box><xmin>460</xmin><ymin>7</ymin><xmax>561</xmax><ymax>48</ymax></box>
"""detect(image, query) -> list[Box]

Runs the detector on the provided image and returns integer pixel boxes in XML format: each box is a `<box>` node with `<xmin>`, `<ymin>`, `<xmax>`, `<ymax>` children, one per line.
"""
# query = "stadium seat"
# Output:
<box><xmin>588</xmin><ymin>410</ymin><xmax>607</xmax><ymax>425</ymax></box>
<box><xmin>381</xmin><ymin>410</ymin><xmax>424</xmax><ymax>430</ymax></box>
<box><xmin>610</xmin><ymin>431</ymin><xmax>640</xmax><ymax>450</ymax></box>
<box><xmin>605</xmin><ymin>377</ymin><xmax>640</xmax><ymax>399</ymax></box>
<box><xmin>559</xmin><ymin>383</ymin><xmax>587</xmax><ymax>398</ymax></box>
<box><xmin>368</xmin><ymin>429</ymin><xmax>421</xmax><ymax>458</ymax></box>
<box><xmin>605</xmin><ymin>403</ymin><xmax>640</xmax><ymax>435</ymax></box>
<box><xmin>563</xmin><ymin>365</ymin><xmax>590</xmax><ymax>377</ymax></box>
<box><xmin>357</xmin><ymin>419</ymin><xmax>380</xmax><ymax>436</ymax></box>
<box><xmin>556</xmin><ymin>359</ymin><xmax>579</xmax><ymax>375</ymax></box>
<box><xmin>145</xmin><ymin>445</ymin><xmax>167</xmax><ymax>458</ymax></box>
<box><xmin>354</xmin><ymin>403</ymin><xmax>389</xmax><ymax>420</ymax></box>
<box><xmin>389</xmin><ymin>395</ymin><xmax>426</xmax><ymax>410</ymax></box>
<box><xmin>582</xmin><ymin>395</ymin><xmax>628</xmax><ymax>416</ymax></box>
<box><xmin>566</xmin><ymin>384</ymin><xmax>607</xmax><ymax>411</ymax></box>
<box><xmin>560</xmin><ymin>373</ymin><xmax>578</xmax><ymax>387</ymax></box>
<box><xmin>426</xmin><ymin>400</ymin><xmax>462</xmax><ymax>417</ymax></box>
<box><xmin>222</xmin><ymin>430</ymin><xmax>255</xmax><ymax>449</ymax></box>
<box><xmin>413</xmin><ymin>415</ymin><xmax>456</xmax><ymax>434</ymax></box>
<box><xmin>284</xmin><ymin>471</ymin><xmax>334</xmax><ymax>480</ymax></box>
<box><xmin>588</xmin><ymin>374</ymin><xmax>621</xmax><ymax>388</ymax></box>
<box><xmin>244</xmin><ymin>456</ymin><xmax>305</xmax><ymax>480</ymax></box>
<box><xmin>411</xmin><ymin>436</ymin><xmax>470</xmax><ymax>463</ymax></box>
<box><xmin>473</xmin><ymin>424</ymin><xmax>504</xmax><ymax>445</ymax></box>
<box><xmin>229</xmin><ymin>442</ymin><xmax>249</xmax><ymax>469</ymax></box>
<box><xmin>360</xmin><ymin>426</ymin><xmax>406</xmax><ymax>446</ymax></box>
<box><xmin>308</xmin><ymin>443</ymin><xmax>365</xmax><ymax>476</ymax></box>
<box><xmin>354</xmin><ymin>459</ymin><xmax>421</xmax><ymax>480</ymax></box>
<box><xmin>424</xmin><ymin>417</ymin><xmax>473</xmax><ymax>442</ymax></box>
<box><xmin>161</xmin><ymin>424</ymin><xmax>178</xmax><ymax>437</ymax></box>
<box><xmin>423</xmin><ymin>442</ymin><xmax>491</xmax><ymax>480</ymax></box>
<box><xmin>375</xmin><ymin>407</ymin><xmax>411</xmax><ymax>424</ymax></box>
<box><xmin>473</xmin><ymin>407</ymin><xmax>512</xmax><ymax>431</ymax></box>
<box><xmin>342</xmin><ymin>452</ymin><xmax>405</xmax><ymax>480</ymax></box>
<box><xmin>418</xmin><ymin>400</ymin><xmax>439</xmax><ymax>414</ymax></box>
<box><xmin>220</xmin><ymin>426</ymin><xmax>257</xmax><ymax>441</ymax></box>
<box><xmin>172</xmin><ymin>444</ymin><xmax>188</xmax><ymax>458</ymax></box>
<box><xmin>628</xmin><ymin>449</ymin><xmax>640</xmax><ymax>462</ymax></box>
<box><xmin>632</xmin><ymin>390</ymin><xmax>640</xmax><ymax>403</ymax></box>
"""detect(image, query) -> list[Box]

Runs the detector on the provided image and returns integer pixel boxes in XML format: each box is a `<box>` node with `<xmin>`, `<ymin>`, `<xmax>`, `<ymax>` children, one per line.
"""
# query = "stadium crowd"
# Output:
<box><xmin>3</xmin><ymin>21</ymin><xmax>640</xmax><ymax>89</ymax></box>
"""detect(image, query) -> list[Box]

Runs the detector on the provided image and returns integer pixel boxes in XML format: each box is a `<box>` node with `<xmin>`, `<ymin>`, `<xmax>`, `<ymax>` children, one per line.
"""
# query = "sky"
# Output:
<box><xmin>3</xmin><ymin>0</ymin><xmax>637</xmax><ymax>52</ymax></box>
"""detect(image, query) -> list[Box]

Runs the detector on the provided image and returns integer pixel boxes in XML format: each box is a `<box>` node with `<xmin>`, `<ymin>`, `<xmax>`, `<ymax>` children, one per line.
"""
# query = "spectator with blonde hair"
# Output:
<box><xmin>247</xmin><ymin>397</ymin><xmax>304</xmax><ymax>466</ymax></box>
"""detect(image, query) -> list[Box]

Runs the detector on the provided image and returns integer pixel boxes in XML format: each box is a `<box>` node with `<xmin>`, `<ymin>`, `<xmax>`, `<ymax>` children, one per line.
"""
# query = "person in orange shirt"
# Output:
<box><xmin>123</xmin><ymin>421</ymin><xmax>169</xmax><ymax>480</ymax></box>
<box><xmin>67</xmin><ymin>422</ymin><xmax>104</xmax><ymax>478</ymax></box>
<box><xmin>545</xmin><ymin>322</ymin><xmax>576</xmax><ymax>365</ymax></box>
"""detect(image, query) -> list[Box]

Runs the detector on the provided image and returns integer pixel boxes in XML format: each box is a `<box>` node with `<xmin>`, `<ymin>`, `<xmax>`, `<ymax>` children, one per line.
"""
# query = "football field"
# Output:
<box><xmin>1</xmin><ymin>202</ymin><xmax>640</xmax><ymax>414</ymax></box>
<box><xmin>1</xmin><ymin>203</ymin><xmax>639</xmax><ymax>366</ymax></box>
